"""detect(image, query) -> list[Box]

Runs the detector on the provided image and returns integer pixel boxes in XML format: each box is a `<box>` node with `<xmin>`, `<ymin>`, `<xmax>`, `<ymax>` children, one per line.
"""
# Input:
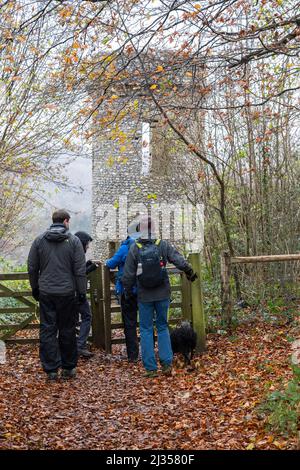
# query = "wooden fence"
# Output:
<box><xmin>220</xmin><ymin>251</ymin><xmax>300</xmax><ymax>327</ymax></box>
<box><xmin>0</xmin><ymin>272</ymin><xmax>39</xmax><ymax>343</ymax></box>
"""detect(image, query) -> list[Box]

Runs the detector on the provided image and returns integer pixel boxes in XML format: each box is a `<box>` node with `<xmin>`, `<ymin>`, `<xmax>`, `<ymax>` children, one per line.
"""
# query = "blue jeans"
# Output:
<box><xmin>138</xmin><ymin>299</ymin><xmax>173</xmax><ymax>371</ymax></box>
<box><xmin>77</xmin><ymin>299</ymin><xmax>92</xmax><ymax>350</ymax></box>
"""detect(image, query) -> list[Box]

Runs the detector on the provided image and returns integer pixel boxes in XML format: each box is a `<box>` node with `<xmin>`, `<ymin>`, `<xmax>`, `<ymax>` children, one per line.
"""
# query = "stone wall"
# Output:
<box><xmin>91</xmin><ymin>117</ymin><xmax>202</xmax><ymax>260</ymax></box>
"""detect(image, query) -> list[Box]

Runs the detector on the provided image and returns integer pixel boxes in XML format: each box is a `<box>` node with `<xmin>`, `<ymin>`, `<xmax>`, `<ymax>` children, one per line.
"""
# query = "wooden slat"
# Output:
<box><xmin>111</xmin><ymin>305</ymin><xmax>121</xmax><ymax>313</ymax></box>
<box><xmin>169</xmin><ymin>302</ymin><xmax>183</xmax><ymax>309</ymax></box>
<box><xmin>0</xmin><ymin>324</ymin><xmax>39</xmax><ymax>330</ymax></box>
<box><xmin>111</xmin><ymin>338</ymin><xmax>126</xmax><ymax>345</ymax></box>
<box><xmin>231</xmin><ymin>254</ymin><xmax>300</xmax><ymax>264</ymax></box>
<box><xmin>0</xmin><ymin>273</ymin><xmax>29</xmax><ymax>280</ymax></box>
<box><xmin>0</xmin><ymin>291</ymin><xmax>34</xmax><ymax>298</ymax></box>
<box><xmin>170</xmin><ymin>285</ymin><xmax>182</xmax><ymax>292</ymax></box>
<box><xmin>0</xmin><ymin>307</ymin><xmax>38</xmax><ymax>315</ymax></box>
<box><xmin>5</xmin><ymin>338</ymin><xmax>39</xmax><ymax>345</ymax></box>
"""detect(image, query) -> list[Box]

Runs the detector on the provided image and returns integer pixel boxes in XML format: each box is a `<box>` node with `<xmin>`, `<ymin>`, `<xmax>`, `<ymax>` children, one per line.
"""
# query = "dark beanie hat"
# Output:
<box><xmin>74</xmin><ymin>231</ymin><xmax>93</xmax><ymax>250</ymax></box>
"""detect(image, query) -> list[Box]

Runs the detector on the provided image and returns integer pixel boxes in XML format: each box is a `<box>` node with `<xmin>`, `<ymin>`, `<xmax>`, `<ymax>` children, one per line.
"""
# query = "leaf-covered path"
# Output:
<box><xmin>0</xmin><ymin>321</ymin><xmax>297</xmax><ymax>450</ymax></box>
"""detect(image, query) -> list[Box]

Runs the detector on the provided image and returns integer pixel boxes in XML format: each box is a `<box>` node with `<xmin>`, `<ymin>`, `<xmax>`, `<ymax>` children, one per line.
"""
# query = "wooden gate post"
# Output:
<box><xmin>103</xmin><ymin>265</ymin><xmax>112</xmax><ymax>354</ymax></box>
<box><xmin>189</xmin><ymin>252</ymin><xmax>206</xmax><ymax>352</ymax></box>
<box><xmin>220</xmin><ymin>250</ymin><xmax>232</xmax><ymax>330</ymax></box>
<box><xmin>90</xmin><ymin>265</ymin><xmax>105</xmax><ymax>349</ymax></box>
<box><xmin>181</xmin><ymin>272</ymin><xmax>192</xmax><ymax>321</ymax></box>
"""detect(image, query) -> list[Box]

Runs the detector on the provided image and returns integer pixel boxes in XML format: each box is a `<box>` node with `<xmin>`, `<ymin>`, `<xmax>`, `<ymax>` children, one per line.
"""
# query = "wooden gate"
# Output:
<box><xmin>0</xmin><ymin>272</ymin><xmax>39</xmax><ymax>343</ymax></box>
<box><xmin>90</xmin><ymin>251</ymin><xmax>206</xmax><ymax>353</ymax></box>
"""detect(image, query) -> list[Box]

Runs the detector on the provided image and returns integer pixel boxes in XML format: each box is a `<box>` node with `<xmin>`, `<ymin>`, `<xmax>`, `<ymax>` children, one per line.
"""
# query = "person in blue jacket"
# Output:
<box><xmin>105</xmin><ymin>234</ymin><xmax>139</xmax><ymax>363</ymax></box>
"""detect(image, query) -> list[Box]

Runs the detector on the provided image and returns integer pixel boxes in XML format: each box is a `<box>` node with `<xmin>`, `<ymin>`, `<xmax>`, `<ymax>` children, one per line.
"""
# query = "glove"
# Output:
<box><xmin>86</xmin><ymin>260</ymin><xmax>98</xmax><ymax>274</ymax></box>
<box><xmin>77</xmin><ymin>293</ymin><xmax>87</xmax><ymax>305</ymax></box>
<box><xmin>32</xmin><ymin>287</ymin><xmax>39</xmax><ymax>301</ymax></box>
<box><xmin>185</xmin><ymin>269</ymin><xmax>198</xmax><ymax>282</ymax></box>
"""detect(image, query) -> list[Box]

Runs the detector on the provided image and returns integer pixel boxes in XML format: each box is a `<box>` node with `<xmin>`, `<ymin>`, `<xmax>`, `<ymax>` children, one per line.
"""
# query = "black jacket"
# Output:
<box><xmin>28</xmin><ymin>223</ymin><xmax>87</xmax><ymax>296</ymax></box>
<box><xmin>122</xmin><ymin>239</ymin><xmax>191</xmax><ymax>303</ymax></box>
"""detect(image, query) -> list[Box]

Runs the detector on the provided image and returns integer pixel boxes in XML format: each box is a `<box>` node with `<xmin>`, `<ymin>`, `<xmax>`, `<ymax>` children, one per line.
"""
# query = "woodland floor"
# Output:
<box><xmin>0</xmin><ymin>319</ymin><xmax>299</xmax><ymax>450</ymax></box>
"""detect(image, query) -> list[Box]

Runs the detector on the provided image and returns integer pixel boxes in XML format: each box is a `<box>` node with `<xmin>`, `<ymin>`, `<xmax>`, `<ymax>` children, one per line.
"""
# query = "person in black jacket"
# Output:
<box><xmin>28</xmin><ymin>209</ymin><xmax>87</xmax><ymax>381</ymax></box>
<box><xmin>122</xmin><ymin>216</ymin><xmax>197</xmax><ymax>378</ymax></box>
<box><xmin>74</xmin><ymin>231</ymin><xmax>98</xmax><ymax>358</ymax></box>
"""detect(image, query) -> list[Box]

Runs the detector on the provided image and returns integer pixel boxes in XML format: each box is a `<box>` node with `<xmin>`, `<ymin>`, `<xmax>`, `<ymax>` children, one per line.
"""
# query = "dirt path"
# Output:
<box><xmin>0</xmin><ymin>321</ymin><xmax>297</xmax><ymax>450</ymax></box>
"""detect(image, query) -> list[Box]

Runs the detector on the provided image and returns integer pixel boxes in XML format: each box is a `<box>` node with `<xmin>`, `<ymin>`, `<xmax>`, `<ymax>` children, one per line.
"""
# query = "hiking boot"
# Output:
<box><xmin>144</xmin><ymin>370</ymin><xmax>158</xmax><ymax>378</ymax></box>
<box><xmin>161</xmin><ymin>364</ymin><xmax>172</xmax><ymax>376</ymax></box>
<box><xmin>78</xmin><ymin>348</ymin><xmax>94</xmax><ymax>359</ymax></box>
<box><xmin>61</xmin><ymin>368</ymin><xmax>76</xmax><ymax>380</ymax></box>
<box><xmin>47</xmin><ymin>372</ymin><xmax>58</xmax><ymax>381</ymax></box>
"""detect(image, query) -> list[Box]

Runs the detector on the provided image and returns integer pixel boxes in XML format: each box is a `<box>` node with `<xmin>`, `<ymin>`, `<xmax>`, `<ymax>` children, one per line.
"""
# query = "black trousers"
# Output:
<box><xmin>39</xmin><ymin>293</ymin><xmax>78</xmax><ymax>373</ymax></box>
<box><xmin>120</xmin><ymin>293</ymin><xmax>139</xmax><ymax>360</ymax></box>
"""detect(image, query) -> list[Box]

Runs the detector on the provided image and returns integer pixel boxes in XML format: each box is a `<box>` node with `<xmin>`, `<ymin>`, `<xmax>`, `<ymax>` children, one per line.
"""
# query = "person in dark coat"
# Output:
<box><xmin>74</xmin><ymin>231</ymin><xmax>98</xmax><ymax>358</ymax></box>
<box><xmin>28</xmin><ymin>209</ymin><xmax>87</xmax><ymax>381</ymax></box>
<box><xmin>122</xmin><ymin>216</ymin><xmax>197</xmax><ymax>378</ymax></box>
<box><xmin>106</xmin><ymin>236</ymin><xmax>139</xmax><ymax>363</ymax></box>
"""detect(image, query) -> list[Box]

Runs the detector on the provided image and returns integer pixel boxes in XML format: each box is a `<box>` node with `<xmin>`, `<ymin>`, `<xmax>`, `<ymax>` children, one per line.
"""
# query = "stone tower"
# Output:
<box><xmin>91</xmin><ymin>58</ymin><xmax>204</xmax><ymax>260</ymax></box>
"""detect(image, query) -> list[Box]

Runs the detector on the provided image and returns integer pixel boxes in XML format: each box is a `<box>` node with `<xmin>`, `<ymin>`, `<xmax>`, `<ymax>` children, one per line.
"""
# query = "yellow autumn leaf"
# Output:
<box><xmin>194</xmin><ymin>3</ymin><xmax>201</xmax><ymax>10</ymax></box>
<box><xmin>150</xmin><ymin>84</ymin><xmax>157</xmax><ymax>90</ymax></box>
<box><xmin>72</xmin><ymin>41</ymin><xmax>80</xmax><ymax>49</ymax></box>
<box><xmin>246</xmin><ymin>443</ymin><xmax>255</xmax><ymax>450</ymax></box>
<box><xmin>59</xmin><ymin>7</ymin><xmax>73</xmax><ymax>18</ymax></box>
<box><xmin>111</xmin><ymin>94</ymin><xmax>119</xmax><ymax>100</ymax></box>
<box><xmin>156</xmin><ymin>65</ymin><xmax>164</xmax><ymax>72</ymax></box>
<box><xmin>17</xmin><ymin>35</ymin><xmax>26</xmax><ymax>43</ymax></box>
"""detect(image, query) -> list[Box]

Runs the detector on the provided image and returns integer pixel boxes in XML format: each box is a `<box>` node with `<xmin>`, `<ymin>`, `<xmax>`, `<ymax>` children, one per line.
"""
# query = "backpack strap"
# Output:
<box><xmin>136</xmin><ymin>239</ymin><xmax>161</xmax><ymax>248</ymax></box>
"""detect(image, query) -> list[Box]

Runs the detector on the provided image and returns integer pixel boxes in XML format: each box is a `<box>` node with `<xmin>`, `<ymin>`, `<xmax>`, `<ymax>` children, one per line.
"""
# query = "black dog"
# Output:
<box><xmin>170</xmin><ymin>321</ymin><xmax>197</xmax><ymax>365</ymax></box>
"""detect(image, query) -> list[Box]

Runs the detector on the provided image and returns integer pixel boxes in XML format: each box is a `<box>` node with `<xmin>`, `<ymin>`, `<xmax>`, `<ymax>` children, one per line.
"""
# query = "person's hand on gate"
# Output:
<box><xmin>185</xmin><ymin>268</ymin><xmax>198</xmax><ymax>282</ymax></box>
<box><xmin>32</xmin><ymin>287</ymin><xmax>39</xmax><ymax>301</ymax></box>
<box><xmin>86</xmin><ymin>260</ymin><xmax>98</xmax><ymax>274</ymax></box>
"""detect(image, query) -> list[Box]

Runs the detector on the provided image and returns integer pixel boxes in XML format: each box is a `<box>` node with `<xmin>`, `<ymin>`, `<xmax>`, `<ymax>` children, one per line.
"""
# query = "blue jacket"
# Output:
<box><xmin>105</xmin><ymin>237</ymin><xmax>136</xmax><ymax>296</ymax></box>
